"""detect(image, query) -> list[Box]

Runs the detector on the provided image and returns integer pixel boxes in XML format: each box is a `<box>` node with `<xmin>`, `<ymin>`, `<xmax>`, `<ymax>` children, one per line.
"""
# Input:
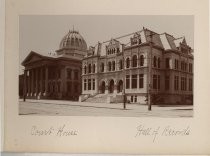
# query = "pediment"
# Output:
<box><xmin>22</xmin><ymin>51</ymin><xmax>44</xmax><ymax>66</ymax></box>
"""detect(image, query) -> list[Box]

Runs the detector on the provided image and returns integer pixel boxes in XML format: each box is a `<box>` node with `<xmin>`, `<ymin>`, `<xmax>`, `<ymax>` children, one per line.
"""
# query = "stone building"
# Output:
<box><xmin>80</xmin><ymin>27</ymin><xmax>193</xmax><ymax>104</ymax></box>
<box><xmin>21</xmin><ymin>29</ymin><xmax>87</xmax><ymax>100</ymax></box>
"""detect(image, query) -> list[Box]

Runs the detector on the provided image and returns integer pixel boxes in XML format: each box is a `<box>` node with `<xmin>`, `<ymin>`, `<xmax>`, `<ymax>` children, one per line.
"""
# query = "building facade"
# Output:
<box><xmin>80</xmin><ymin>27</ymin><xmax>193</xmax><ymax>104</ymax></box>
<box><xmin>21</xmin><ymin>30</ymin><xmax>87</xmax><ymax>100</ymax></box>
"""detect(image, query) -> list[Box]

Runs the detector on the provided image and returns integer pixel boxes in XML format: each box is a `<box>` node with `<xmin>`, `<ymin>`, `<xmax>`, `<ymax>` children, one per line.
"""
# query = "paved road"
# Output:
<box><xmin>19</xmin><ymin>99</ymin><xmax>193</xmax><ymax>117</ymax></box>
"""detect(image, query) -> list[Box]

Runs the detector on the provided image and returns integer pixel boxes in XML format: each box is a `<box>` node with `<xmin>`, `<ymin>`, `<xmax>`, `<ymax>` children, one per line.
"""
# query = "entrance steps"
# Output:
<box><xmin>85</xmin><ymin>94</ymin><xmax>109</xmax><ymax>103</ymax></box>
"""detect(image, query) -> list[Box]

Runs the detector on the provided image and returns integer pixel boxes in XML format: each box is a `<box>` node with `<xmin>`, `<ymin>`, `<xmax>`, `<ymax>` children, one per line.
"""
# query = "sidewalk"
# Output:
<box><xmin>19</xmin><ymin>99</ymin><xmax>193</xmax><ymax>111</ymax></box>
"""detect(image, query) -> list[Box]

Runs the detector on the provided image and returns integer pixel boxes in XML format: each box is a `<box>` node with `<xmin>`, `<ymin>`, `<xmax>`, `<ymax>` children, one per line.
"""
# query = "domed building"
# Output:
<box><xmin>21</xmin><ymin>29</ymin><xmax>88</xmax><ymax>100</ymax></box>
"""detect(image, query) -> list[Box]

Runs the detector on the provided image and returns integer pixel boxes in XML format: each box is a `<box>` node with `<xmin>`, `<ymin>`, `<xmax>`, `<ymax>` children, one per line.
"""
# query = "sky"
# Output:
<box><xmin>19</xmin><ymin>15</ymin><xmax>194</xmax><ymax>74</ymax></box>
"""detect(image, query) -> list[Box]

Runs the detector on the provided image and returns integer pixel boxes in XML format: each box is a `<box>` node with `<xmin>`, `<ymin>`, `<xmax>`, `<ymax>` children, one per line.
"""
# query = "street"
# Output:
<box><xmin>19</xmin><ymin>99</ymin><xmax>193</xmax><ymax>117</ymax></box>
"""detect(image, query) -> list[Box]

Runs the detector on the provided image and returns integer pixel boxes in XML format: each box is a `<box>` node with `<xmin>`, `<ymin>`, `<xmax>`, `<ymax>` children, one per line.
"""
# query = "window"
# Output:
<box><xmin>158</xmin><ymin>58</ymin><xmax>160</xmax><ymax>68</ymax></box>
<box><xmin>153</xmin><ymin>75</ymin><xmax>160</xmax><ymax>89</ymax></box>
<box><xmin>139</xmin><ymin>74</ymin><xmax>144</xmax><ymax>88</ymax></box>
<box><xmin>67</xmin><ymin>69</ymin><xmax>72</xmax><ymax>79</ymax></box>
<box><xmin>165</xmin><ymin>58</ymin><xmax>170</xmax><ymax>68</ymax></box>
<box><xmin>84</xmin><ymin>79</ymin><xmax>87</xmax><ymax>90</ymax></box>
<box><xmin>88</xmin><ymin>64</ymin><xmax>91</xmax><ymax>73</ymax></box>
<box><xmin>74</xmin><ymin>70</ymin><xmax>78</xmax><ymax>80</ymax></box>
<box><xmin>92</xmin><ymin>79</ymin><xmax>95</xmax><ymax>90</ymax></box>
<box><xmin>126</xmin><ymin>75</ymin><xmax>130</xmax><ymax>89</ymax></box>
<box><xmin>132</xmin><ymin>55</ymin><xmax>137</xmax><ymax>67</ymax></box>
<box><xmin>174</xmin><ymin>76</ymin><xmax>179</xmax><ymax>90</ymax></box>
<box><xmin>153</xmin><ymin>56</ymin><xmax>157</xmax><ymax>67</ymax></box>
<box><xmin>119</xmin><ymin>59</ymin><xmax>123</xmax><ymax>70</ymax></box>
<box><xmin>88</xmin><ymin>79</ymin><xmax>91</xmax><ymax>90</ymax></box>
<box><xmin>189</xmin><ymin>78</ymin><xmax>193</xmax><ymax>91</ymax></box>
<box><xmin>134</xmin><ymin>95</ymin><xmax>137</xmax><ymax>102</ymax></box>
<box><xmin>153</xmin><ymin>75</ymin><xmax>157</xmax><ymax>89</ymax></box>
<box><xmin>132</xmin><ymin>75</ymin><xmax>137</xmax><ymax>89</ymax></box>
<box><xmin>126</xmin><ymin>58</ymin><xmax>130</xmax><ymax>68</ymax></box>
<box><xmin>140</xmin><ymin>55</ymin><xmax>144</xmax><ymax>66</ymax></box>
<box><xmin>67</xmin><ymin>82</ymin><xmax>71</xmax><ymax>92</ymax></box>
<box><xmin>108</xmin><ymin>62</ymin><xmax>112</xmax><ymax>71</ymax></box>
<box><xmin>165</xmin><ymin>76</ymin><xmax>170</xmax><ymax>90</ymax></box>
<box><xmin>181</xmin><ymin>61</ymin><xmax>184</xmax><ymax>70</ymax></box>
<box><xmin>74</xmin><ymin>84</ymin><xmax>78</xmax><ymax>93</ymax></box>
<box><xmin>57</xmin><ymin>82</ymin><xmax>60</xmax><ymax>92</ymax></box>
<box><xmin>189</xmin><ymin>63</ymin><xmax>193</xmax><ymax>72</ymax></box>
<box><xmin>84</xmin><ymin>66</ymin><xmax>87</xmax><ymax>74</ymax></box>
<box><xmin>157</xmin><ymin>75</ymin><xmax>160</xmax><ymax>89</ymax></box>
<box><xmin>101</xmin><ymin>63</ymin><xmax>104</xmax><ymax>72</ymax></box>
<box><xmin>112</xmin><ymin>61</ymin><xmax>115</xmax><ymax>71</ymax></box>
<box><xmin>131</xmin><ymin>96</ymin><xmax>133</xmax><ymax>102</ymax></box>
<box><xmin>93</xmin><ymin>64</ymin><xmax>96</xmax><ymax>73</ymax></box>
<box><xmin>175</xmin><ymin>59</ymin><xmax>179</xmax><ymax>69</ymax></box>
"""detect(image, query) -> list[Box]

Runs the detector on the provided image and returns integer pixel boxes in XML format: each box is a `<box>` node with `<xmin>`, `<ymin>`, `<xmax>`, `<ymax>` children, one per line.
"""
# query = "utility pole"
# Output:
<box><xmin>147</xmin><ymin>32</ymin><xmax>155</xmax><ymax>111</ymax></box>
<box><xmin>122</xmin><ymin>44</ymin><xmax>126</xmax><ymax>109</ymax></box>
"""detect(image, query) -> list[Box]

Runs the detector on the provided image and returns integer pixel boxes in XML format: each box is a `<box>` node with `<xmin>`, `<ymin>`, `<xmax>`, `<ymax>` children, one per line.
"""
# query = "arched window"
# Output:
<box><xmin>119</xmin><ymin>59</ymin><xmax>123</xmax><ymax>70</ymax></box>
<box><xmin>88</xmin><ymin>64</ymin><xmax>91</xmax><ymax>73</ymax></box>
<box><xmin>158</xmin><ymin>57</ymin><xmax>160</xmax><ymax>68</ymax></box>
<box><xmin>132</xmin><ymin>55</ymin><xmax>137</xmax><ymax>67</ymax></box>
<box><xmin>93</xmin><ymin>64</ymin><xmax>96</xmax><ymax>73</ymax></box>
<box><xmin>101</xmin><ymin>63</ymin><xmax>104</xmax><ymax>72</ymax></box>
<box><xmin>71</xmin><ymin>38</ymin><xmax>74</xmax><ymax>46</ymax></box>
<box><xmin>108</xmin><ymin>62</ymin><xmax>112</xmax><ymax>71</ymax></box>
<box><xmin>140</xmin><ymin>55</ymin><xmax>144</xmax><ymax>66</ymax></box>
<box><xmin>84</xmin><ymin>66</ymin><xmax>87</xmax><ymax>74</ymax></box>
<box><xmin>112</xmin><ymin>61</ymin><xmax>115</xmax><ymax>71</ymax></box>
<box><xmin>126</xmin><ymin>58</ymin><xmax>130</xmax><ymax>68</ymax></box>
<box><xmin>153</xmin><ymin>56</ymin><xmax>157</xmax><ymax>67</ymax></box>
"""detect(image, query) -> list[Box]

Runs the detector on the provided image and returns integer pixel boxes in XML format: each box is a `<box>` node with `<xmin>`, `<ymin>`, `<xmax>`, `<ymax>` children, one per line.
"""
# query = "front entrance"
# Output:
<box><xmin>109</xmin><ymin>79</ymin><xmax>114</xmax><ymax>93</ymax></box>
<box><xmin>101</xmin><ymin>81</ymin><xmax>105</xmax><ymax>94</ymax></box>
<box><xmin>117</xmin><ymin>80</ymin><xmax>123</xmax><ymax>93</ymax></box>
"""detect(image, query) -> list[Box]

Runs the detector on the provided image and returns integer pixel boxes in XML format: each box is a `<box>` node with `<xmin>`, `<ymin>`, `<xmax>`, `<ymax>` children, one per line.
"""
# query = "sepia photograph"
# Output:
<box><xmin>19</xmin><ymin>15</ymin><xmax>194</xmax><ymax>117</ymax></box>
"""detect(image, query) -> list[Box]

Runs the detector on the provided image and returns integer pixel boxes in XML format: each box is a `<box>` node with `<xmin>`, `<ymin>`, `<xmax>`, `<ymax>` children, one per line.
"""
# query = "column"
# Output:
<box><xmin>114</xmin><ymin>80</ymin><xmax>117</xmax><ymax>94</ymax></box>
<box><xmin>31</xmin><ymin>69</ymin><xmax>34</xmax><ymax>96</ymax></box>
<box><xmin>105</xmin><ymin>80</ymin><xmax>108</xmax><ymax>94</ymax></box>
<box><xmin>44</xmin><ymin>66</ymin><xmax>48</xmax><ymax>96</ymax></box>
<box><xmin>28</xmin><ymin>70</ymin><xmax>31</xmax><ymax>96</ymax></box>
<box><xmin>35</xmin><ymin>68</ymin><xmax>38</xmax><ymax>96</ymax></box>
<box><xmin>137</xmin><ymin>74</ymin><xmax>139</xmax><ymax>89</ymax></box>
<box><xmin>40</xmin><ymin>67</ymin><xmax>43</xmax><ymax>95</ymax></box>
<box><xmin>23</xmin><ymin>70</ymin><xmax>27</xmax><ymax>99</ymax></box>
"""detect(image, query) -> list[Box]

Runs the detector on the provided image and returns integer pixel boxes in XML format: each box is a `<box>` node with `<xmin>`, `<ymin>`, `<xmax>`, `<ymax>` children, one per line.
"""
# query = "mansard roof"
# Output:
<box><xmin>84</xmin><ymin>27</ymin><xmax>193</xmax><ymax>58</ymax></box>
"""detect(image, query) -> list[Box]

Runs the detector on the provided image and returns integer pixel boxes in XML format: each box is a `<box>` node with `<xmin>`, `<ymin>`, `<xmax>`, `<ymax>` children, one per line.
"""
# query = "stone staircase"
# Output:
<box><xmin>85</xmin><ymin>94</ymin><xmax>109</xmax><ymax>103</ymax></box>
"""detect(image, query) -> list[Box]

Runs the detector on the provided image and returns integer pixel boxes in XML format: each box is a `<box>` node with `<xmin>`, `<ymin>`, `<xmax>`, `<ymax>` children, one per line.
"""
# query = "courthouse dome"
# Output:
<box><xmin>59</xmin><ymin>30</ymin><xmax>87</xmax><ymax>51</ymax></box>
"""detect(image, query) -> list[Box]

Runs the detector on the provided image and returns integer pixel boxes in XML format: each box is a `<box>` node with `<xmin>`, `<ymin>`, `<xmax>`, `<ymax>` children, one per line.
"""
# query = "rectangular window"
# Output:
<box><xmin>84</xmin><ymin>79</ymin><xmax>87</xmax><ymax>91</ymax></box>
<box><xmin>165</xmin><ymin>58</ymin><xmax>170</xmax><ymax>69</ymax></box>
<box><xmin>134</xmin><ymin>95</ymin><xmax>137</xmax><ymax>102</ymax></box>
<box><xmin>165</xmin><ymin>76</ymin><xmax>170</xmax><ymax>90</ymax></box>
<box><xmin>74</xmin><ymin>70</ymin><xmax>78</xmax><ymax>80</ymax></box>
<box><xmin>88</xmin><ymin>79</ymin><xmax>91</xmax><ymax>90</ymax></box>
<box><xmin>92</xmin><ymin>79</ymin><xmax>95</xmax><ymax>90</ymax></box>
<box><xmin>139</xmin><ymin>74</ymin><xmax>144</xmax><ymax>88</ymax></box>
<box><xmin>126</xmin><ymin>75</ymin><xmax>130</xmax><ymax>89</ymax></box>
<box><xmin>189</xmin><ymin>78</ymin><xmax>192</xmax><ymax>91</ymax></box>
<box><xmin>67</xmin><ymin>69</ymin><xmax>72</xmax><ymax>79</ymax></box>
<box><xmin>174</xmin><ymin>76</ymin><xmax>179</xmax><ymax>90</ymax></box>
<box><xmin>181</xmin><ymin>77</ymin><xmax>184</xmax><ymax>90</ymax></box>
<box><xmin>74</xmin><ymin>84</ymin><xmax>78</xmax><ymax>93</ymax></box>
<box><xmin>189</xmin><ymin>63</ymin><xmax>193</xmax><ymax>72</ymax></box>
<box><xmin>153</xmin><ymin>75</ymin><xmax>157</xmax><ymax>89</ymax></box>
<box><xmin>67</xmin><ymin>82</ymin><xmax>71</xmax><ymax>92</ymax></box>
<box><xmin>157</xmin><ymin>75</ymin><xmax>160</xmax><ymax>89</ymax></box>
<box><xmin>132</xmin><ymin>75</ymin><xmax>137</xmax><ymax>89</ymax></box>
